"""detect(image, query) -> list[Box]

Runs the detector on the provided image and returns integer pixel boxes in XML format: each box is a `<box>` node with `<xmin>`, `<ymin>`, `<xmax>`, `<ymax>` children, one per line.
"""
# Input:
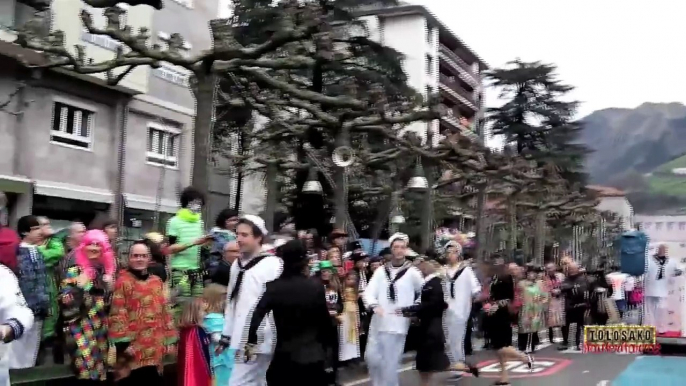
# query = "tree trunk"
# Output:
<box><xmin>191</xmin><ymin>73</ymin><xmax>218</xmax><ymax>201</ymax></box>
<box><xmin>534</xmin><ymin>210</ymin><xmax>546</xmax><ymax>266</ymax></box>
<box><xmin>419</xmin><ymin>161</ymin><xmax>434</xmax><ymax>252</ymax></box>
<box><xmin>333</xmin><ymin>166</ymin><xmax>347</xmax><ymax>230</ymax></box>
<box><xmin>264</xmin><ymin>163</ymin><xmax>278</xmax><ymax>233</ymax></box>
<box><xmin>474</xmin><ymin>186</ymin><xmax>486</xmax><ymax>261</ymax></box>
<box><xmin>507</xmin><ymin>200</ymin><xmax>517</xmax><ymax>260</ymax></box>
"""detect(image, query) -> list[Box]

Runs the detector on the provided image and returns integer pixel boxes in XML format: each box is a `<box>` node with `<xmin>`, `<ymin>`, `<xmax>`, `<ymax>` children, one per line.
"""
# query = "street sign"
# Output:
<box><xmin>475</xmin><ymin>358</ymin><xmax>572</xmax><ymax>378</ymax></box>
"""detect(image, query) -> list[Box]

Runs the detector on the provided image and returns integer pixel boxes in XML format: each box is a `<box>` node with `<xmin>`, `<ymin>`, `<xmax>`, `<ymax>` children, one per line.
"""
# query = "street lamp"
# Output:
<box><xmin>407</xmin><ymin>159</ymin><xmax>428</xmax><ymax>190</ymax></box>
<box><xmin>302</xmin><ymin>167</ymin><xmax>322</xmax><ymax>194</ymax></box>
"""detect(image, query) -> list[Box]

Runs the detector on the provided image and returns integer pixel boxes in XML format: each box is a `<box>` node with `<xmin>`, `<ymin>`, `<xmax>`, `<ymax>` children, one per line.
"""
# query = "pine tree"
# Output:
<box><xmin>487</xmin><ymin>59</ymin><xmax>590</xmax><ymax>186</ymax></box>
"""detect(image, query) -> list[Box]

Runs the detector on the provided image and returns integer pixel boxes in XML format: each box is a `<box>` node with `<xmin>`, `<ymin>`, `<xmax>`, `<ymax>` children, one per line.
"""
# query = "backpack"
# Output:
<box><xmin>619</xmin><ymin>230</ymin><xmax>647</xmax><ymax>276</ymax></box>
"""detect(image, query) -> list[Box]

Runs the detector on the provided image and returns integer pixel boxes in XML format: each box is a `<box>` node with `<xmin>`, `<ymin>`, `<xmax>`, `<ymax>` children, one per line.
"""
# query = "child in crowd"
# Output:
<box><xmin>177</xmin><ymin>298</ymin><xmax>212</xmax><ymax>386</ymax></box>
<box><xmin>202</xmin><ymin>284</ymin><xmax>234</xmax><ymax>386</ymax></box>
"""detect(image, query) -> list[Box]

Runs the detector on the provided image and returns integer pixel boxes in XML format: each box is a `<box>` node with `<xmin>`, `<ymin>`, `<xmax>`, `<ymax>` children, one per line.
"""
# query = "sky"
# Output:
<box><xmin>409</xmin><ymin>0</ymin><xmax>686</xmax><ymax>118</ymax></box>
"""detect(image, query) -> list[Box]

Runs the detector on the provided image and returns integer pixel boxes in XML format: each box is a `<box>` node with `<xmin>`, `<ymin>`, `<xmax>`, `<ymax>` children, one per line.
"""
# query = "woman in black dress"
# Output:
<box><xmin>396</xmin><ymin>260</ymin><xmax>479</xmax><ymax>386</ymax></box>
<box><xmin>483</xmin><ymin>259</ymin><xmax>533</xmax><ymax>386</ymax></box>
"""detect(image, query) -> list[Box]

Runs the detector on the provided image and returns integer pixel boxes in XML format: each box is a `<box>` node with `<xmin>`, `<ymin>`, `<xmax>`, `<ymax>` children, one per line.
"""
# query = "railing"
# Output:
<box><xmin>439</xmin><ymin>44</ymin><xmax>477</xmax><ymax>81</ymax></box>
<box><xmin>440</xmin><ymin>107</ymin><xmax>479</xmax><ymax>141</ymax></box>
<box><xmin>439</xmin><ymin>73</ymin><xmax>476</xmax><ymax>106</ymax></box>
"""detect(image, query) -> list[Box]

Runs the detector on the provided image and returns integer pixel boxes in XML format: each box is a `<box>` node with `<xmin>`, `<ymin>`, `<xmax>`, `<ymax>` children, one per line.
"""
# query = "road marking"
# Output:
<box><xmin>343</xmin><ymin>365</ymin><xmax>414</xmax><ymax>386</ymax></box>
<box><xmin>597</xmin><ymin>381</ymin><xmax>609</xmax><ymax>386</ymax></box>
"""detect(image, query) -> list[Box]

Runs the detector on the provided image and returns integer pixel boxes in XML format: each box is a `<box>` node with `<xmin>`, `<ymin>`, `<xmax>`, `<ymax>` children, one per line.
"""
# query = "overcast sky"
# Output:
<box><xmin>409</xmin><ymin>0</ymin><xmax>686</xmax><ymax>118</ymax></box>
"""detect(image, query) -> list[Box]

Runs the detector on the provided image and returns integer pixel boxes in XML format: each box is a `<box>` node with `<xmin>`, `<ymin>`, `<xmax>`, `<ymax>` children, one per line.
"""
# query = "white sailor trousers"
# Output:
<box><xmin>228</xmin><ymin>353</ymin><xmax>272</xmax><ymax>386</ymax></box>
<box><xmin>365</xmin><ymin>331</ymin><xmax>406</xmax><ymax>386</ymax></box>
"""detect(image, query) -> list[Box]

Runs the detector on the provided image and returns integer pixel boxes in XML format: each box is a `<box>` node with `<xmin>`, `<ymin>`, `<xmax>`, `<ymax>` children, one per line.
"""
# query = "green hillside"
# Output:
<box><xmin>647</xmin><ymin>154</ymin><xmax>686</xmax><ymax>197</ymax></box>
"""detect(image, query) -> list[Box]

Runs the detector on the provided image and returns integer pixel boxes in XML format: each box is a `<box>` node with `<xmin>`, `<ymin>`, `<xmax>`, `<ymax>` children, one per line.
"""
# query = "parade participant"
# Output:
<box><xmin>483</xmin><ymin>258</ymin><xmax>532</xmax><ymax>386</ymax></box>
<box><xmin>363</xmin><ymin>233</ymin><xmax>424</xmax><ymax>386</ymax></box>
<box><xmin>218</xmin><ymin>215</ymin><xmax>282</xmax><ymax>386</ymax></box>
<box><xmin>11</xmin><ymin>215</ymin><xmax>50</xmax><ymax>369</ymax></box>
<box><xmin>316</xmin><ymin>260</ymin><xmax>342</xmax><ymax>384</ymax></box>
<box><xmin>0</xmin><ymin>193</ymin><xmax>19</xmax><ymax>273</ymax></box>
<box><xmin>206</xmin><ymin>208</ymin><xmax>238</xmax><ymax>281</ymax></box>
<box><xmin>60</xmin><ymin>229</ymin><xmax>115</xmax><ymax>384</ymax></box>
<box><xmin>443</xmin><ymin>241</ymin><xmax>480</xmax><ymax>377</ymax></box>
<box><xmin>350</xmin><ymin>251</ymin><xmax>370</xmax><ymax>358</ymax></box>
<box><xmin>607</xmin><ymin>265</ymin><xmax>634</xmax><ymax>318</ymax></box>
<box><xmin>202</xmin><ymin>284</ymin><xmax>233</xmax><ymax>386</ymax></box>
<box><xmin>559</xmin><ymin>262</ymin><xmax>590</xmax><ymax>350</ymax></box>
<box><xmin>209</xmin><ymin>240</ymin><xmax>239</xmax><ymax>286</ymax></box>
<box><xmin>166</xmin><ymin>187</ymin><xmax>214</xmax><ymax>300</ymax></box>
<box><xmin>177</xmin><ymin>298</ymin><xmax>212</xmax><ymax>386</ymax></box>
<box><xmin>35</xmin><ymin>216</ymin><xmax>65</xmax><ymax>362</ymax></box>
<box><xmin>109</xmin><ymin>241</ymin><xmax>176</xmax><ymax>385</ymax></box>
<box><xmin>396</xmin><ymin>259</ymin><xmax>479</xmax><ymax>386</ymax></box>
<box><xmin>543</xmin><ymin>263</ymin><xmax>565</xmax><ymax>344</ymax></box>
<box><xmin>329</xmin><ymin>229</ymin><xmax>348</xmax><ymax>253</ymax></box>
<box><xmin>516</xmin><ymin>267</ymin><xmax>549</xmax><ymax>353</ymax></box>
<box><xmin>0</xmin><ymin>264</ymin><xmax>35</xmax><ymax>386</ymax></box>
<box><xmin>368</xmin><ymin>255</ymin><xmax>383</xmax><ymax>273</ymax></box>
<box><xmin>244</xmin><ymin>239</ymin><xmax>333</xmax><ymax>386</ymax></box>
<box><xmin>644</xmin><ymin>244</ymin><xmax>682</xmax><ymax>333</ymax></box>
<box><xmin>339</xmin><ymin>271</ymin><xmax>361</xmax><ymax>365</ymax></box>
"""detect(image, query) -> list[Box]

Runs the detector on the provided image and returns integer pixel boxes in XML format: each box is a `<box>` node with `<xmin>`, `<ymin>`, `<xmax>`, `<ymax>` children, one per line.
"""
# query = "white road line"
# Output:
<box><xmin>597</xmin><ymin>381</ymin><xmax>609</xmax><ymax>386</ymax></box>
<box><xmin>343</xmin><ymin>365</ymin><xmax>414</xmax><ymax>386</ymax></box>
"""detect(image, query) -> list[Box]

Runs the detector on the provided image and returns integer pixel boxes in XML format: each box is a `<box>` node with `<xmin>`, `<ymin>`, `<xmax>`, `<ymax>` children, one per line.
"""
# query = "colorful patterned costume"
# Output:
<box><xmin>543</xmin><ymin>272</ymin><xmax>566</xmax><ymax>327</ymax></box>
<box><xmin>109</xmin><ymin>269</ymin><xmax>177</xmax><ymax>372</ymax></box>
<box><xmin>516</xmin><ymin>280</ymin><xmax>549</xmax><ymax>334</ymax></box>
<box><xmin>60</xmin><ymin>264</ymin><xmax>110</xmax><ymax>381</ymax></box>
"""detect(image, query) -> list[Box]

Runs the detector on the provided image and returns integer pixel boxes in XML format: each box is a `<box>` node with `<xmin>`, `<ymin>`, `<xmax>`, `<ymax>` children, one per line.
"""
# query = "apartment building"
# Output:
<box><xmin>0</xmin><ymin>0</ymin><xmax>231</xmax><ymax>239</ymax></box>
<box><xmin>356</xmin><ymin>4</ymin><xmax>488</xmax><ymax>146</ymax></box>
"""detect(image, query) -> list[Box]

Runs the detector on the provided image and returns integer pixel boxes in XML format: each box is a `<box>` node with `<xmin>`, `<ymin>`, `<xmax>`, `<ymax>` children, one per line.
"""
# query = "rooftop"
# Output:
<box><xmin>354</xmin><ymin>4</ymin><xmax>489</xmax><ymax>70</ymax></box>
<box><xmin>586</xmin><ymin>185</ymin><xmax>626</xmax><ymax>198</ymax></box>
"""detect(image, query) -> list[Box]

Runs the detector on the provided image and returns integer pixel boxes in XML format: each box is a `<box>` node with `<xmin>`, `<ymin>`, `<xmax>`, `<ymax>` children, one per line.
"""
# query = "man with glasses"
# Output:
<box><xmin>210</xmin><ymin>240</ymin><xmax>240</xmax><ymax>286</ymax></box>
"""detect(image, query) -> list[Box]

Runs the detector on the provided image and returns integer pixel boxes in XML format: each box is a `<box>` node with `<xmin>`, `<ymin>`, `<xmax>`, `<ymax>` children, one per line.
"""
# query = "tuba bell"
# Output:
<box><xmin>332</xmin><ymin>146</ymin><xmax>354</xmax><ymax>167</ymax></box>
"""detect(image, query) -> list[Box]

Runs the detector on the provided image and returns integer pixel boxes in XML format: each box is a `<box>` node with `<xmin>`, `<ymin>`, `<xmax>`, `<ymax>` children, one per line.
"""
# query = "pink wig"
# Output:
<box><xmin>74</xmin><ymin>229</ymin><xmax>115</xmax><ymax>279</ymax></box>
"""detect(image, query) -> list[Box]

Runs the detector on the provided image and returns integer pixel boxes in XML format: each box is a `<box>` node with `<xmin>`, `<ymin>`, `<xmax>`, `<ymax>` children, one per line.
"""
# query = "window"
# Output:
<box><xmin>667</xmin><ymin>222</ymin><xmax>674</xmax><ymax>231</ymax></box>
<box><xmin>51</xmin><ymin>101</ymin><xmax>94</xmax><ymax>149</ymax></box>
<box><xmin>426</xmin><ymin>27</ymin><xmax>432</xmax><ymax>45</ymax></box>
<box><xmin>152</xmin><ymin>64</ymin><xmax>189</xmax><ymax>86</ymax></box>
<box><xmin>0</xmin><ymin>1</ymin><xmax>34</xmax><ymax>31</ymax></box>
<box><xmin>146</xmin><ymin>124</ymin><xmax>179</xmax><ymax>168</ymax></box>
<box><xmin>426</xmin><ymin>55</ymin><xmax>433</xmax><ymax>75</ymax></box>
<box><xmin>169</xmin><ymin>0</ymin><xmax>193</xmax><ymax>8</ymax></box>
<box><xmin>655</xmin><ymin>222</ymin><xmax>663</xmax><ymax>231</ymax></box>
<box><xmin>644</xmin><ymin>222</ymin><xmax>652</xmax><ymax>229</ymax></box>
<box><xmin>679</xmin><ymin>222</ymin><xmax>685</xmax><ymax>231</ymax></box>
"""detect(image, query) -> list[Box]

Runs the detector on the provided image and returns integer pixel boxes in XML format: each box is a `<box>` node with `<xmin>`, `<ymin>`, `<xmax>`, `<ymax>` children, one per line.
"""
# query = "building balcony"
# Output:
<box><xmin>439</xmin><ymin>44</ymin><xmax>478</xmax><ymax>88</ymax></box>
<box><xmin>440</xmin><ymin>107</ymin><xmax>480</xmax><ymax>142</ymax></box>
<box><xmin>439</xmin><ymin>74</ymin><xmax>477</xmax><ymax>111</ymax></box>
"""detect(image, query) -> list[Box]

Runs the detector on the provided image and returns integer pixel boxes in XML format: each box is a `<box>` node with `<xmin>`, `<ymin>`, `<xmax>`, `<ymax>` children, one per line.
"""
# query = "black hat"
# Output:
<box><xmin>279</xmin><ymin>240</ymin><xmax>308</xmax><ymax>270</ymax></box>
<box><xmin>348</xmin><ymin>240</ymin><xmax>362</xmax><ymax>251</ymax></box>
<box><xmin>369</xmin><ymin>255</ymin><xmax>382</xmax><ymax>263</ymax></box>
<box><xmin>378</xmin><ymin>247</ymin><xmax>391</xmax><ymax>257</ymax></box>
<box><xmin>350</xmin><ymin>251</ymin><xmax>368</xmax><ymax>263</ymax></box>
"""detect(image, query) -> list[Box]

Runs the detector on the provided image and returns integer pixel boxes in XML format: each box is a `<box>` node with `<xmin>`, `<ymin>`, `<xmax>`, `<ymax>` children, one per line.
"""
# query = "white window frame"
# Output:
<box><xmin>169</xmin><ymin>0</ymin><xmax>193</xmax><ymax>9</ymax></box>
<box><xmin>146</xmin><ymin>122</ymin><xmax>180</xmax><ymax>169</ymax></box>
<box><xmin>50</xmin><ymin>97</ymin><xmax>96</xmax><ymax>151</ymax></box>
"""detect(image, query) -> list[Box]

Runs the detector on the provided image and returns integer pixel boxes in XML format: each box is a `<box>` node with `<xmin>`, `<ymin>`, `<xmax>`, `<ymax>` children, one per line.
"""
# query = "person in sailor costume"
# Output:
<box><xmin>442</xmin><ymin>241</ymin><xmax>481</xmax><ymax>380</ymax></box>
<box><xmin>363</xmin><ymin>233</ymin><xmax>423</xmax><ymax>386</ymax></box>
<box><xmin>217</xmin><ymin>215</ymin><xmax>283</xmax><ymax>386</ymax></box>
<box><xmin>644</xmin><ymin>244</ymin><xmax>683</xmax><ymax>333</ymax></box>
<box><xmin>395</xmin><ymin>259</ymin><xmax>479</xmax><ymax>386</ymax></box>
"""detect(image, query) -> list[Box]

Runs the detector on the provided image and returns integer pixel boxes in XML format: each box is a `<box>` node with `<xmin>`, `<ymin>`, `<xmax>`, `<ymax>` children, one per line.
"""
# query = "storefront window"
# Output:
<box><xmin>121</xmin><ymin>208</ymin><xmax>173</xmax><ymax>252</ymax></box>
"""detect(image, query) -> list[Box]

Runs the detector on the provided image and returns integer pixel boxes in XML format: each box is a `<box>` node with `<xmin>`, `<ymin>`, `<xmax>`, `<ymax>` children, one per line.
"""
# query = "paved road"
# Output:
<box><xmin>339</xmin><ymin>346</ymin><xmax>686</xmax><ymax>386</ymax></box>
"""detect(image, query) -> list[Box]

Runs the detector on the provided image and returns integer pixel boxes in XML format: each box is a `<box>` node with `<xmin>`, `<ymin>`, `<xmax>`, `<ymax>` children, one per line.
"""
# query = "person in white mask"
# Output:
<box><xmin>0</xmin><ymin>264</ymin><xmax>35</xmax><ymax>386</ymax></box>
<box><xmin>363</xmin><ymin>233</ymin><xmax>423</xmax><ymax>386</ymax></box>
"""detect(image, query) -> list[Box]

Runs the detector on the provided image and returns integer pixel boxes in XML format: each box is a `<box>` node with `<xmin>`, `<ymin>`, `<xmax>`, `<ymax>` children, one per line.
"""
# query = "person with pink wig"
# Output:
<box><xmin>59</xmin><ymin>229</ymin><xmax>116</xmax><ymax>384</ymax></box>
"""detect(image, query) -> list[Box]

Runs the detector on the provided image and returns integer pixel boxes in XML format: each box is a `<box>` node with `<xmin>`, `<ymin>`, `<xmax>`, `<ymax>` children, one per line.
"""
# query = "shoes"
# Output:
<box><xmin>526</xmin><ymin>353</ymin><xmax>534</xmax><ymax>371</ymax></box>
<box><xmin>467</xmin><ymin>363</ymin><xmax>480</xmax><ymax>377</ymax></box>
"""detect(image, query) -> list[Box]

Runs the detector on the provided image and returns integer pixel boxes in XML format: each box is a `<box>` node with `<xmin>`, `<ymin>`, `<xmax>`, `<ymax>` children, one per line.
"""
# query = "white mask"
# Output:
<box><xmin>187</xmin><ymin>200</ymin><xmax>202</xmax><ymax>214</ymax></box>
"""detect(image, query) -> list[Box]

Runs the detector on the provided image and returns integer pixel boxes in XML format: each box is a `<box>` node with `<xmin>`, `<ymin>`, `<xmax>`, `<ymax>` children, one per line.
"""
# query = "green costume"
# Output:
<box><xmin>37</xmin><ymin>237</ymin><xmax>65</xmax><ymax>339</ymax></box>
<box><xmin>166</xmin><ymin>208</ymin><xmax>205</xmax><ymax>301</ymax></box>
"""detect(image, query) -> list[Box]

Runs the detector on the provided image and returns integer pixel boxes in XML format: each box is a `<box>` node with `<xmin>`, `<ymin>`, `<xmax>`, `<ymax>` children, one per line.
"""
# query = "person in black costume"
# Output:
<box><xmin>396</xmin><ymin>259</ymin><xmax>479</xmax><ymax>386</ymax></box>
<box><xmin>483</xmin><ymin>259</ymin><xmax>533</xmax><ymax>386</ymax></box>
<box><xmin>559</xmin><ymin>262</ymin><xmax>591</xmax><ymax>350</ymax></box>
<box><xmin>243</xmin><ymin>239</ymin><xmax>334</xmax><ymax>386</ymax></box>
